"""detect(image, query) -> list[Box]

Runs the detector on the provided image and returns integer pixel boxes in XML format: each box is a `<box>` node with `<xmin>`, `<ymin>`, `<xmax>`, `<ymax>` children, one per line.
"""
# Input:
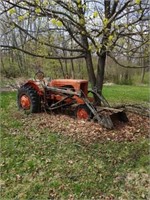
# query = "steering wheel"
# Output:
<box><xmin>34</xmin><ymin>70</ymin><xmax>45</xmax><ymax>81</ymax></box>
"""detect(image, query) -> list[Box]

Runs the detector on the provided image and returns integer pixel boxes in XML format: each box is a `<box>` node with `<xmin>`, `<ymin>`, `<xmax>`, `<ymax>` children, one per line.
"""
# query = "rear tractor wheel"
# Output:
<box><xmin>17</xmin><ymin>86</ymin><xmax>41</xmax><ymax>113</ymax></box>
<box><xmin>76</xmin><ymin>104</ymin><xmax>92</xmax><ymax>120</ymax></box>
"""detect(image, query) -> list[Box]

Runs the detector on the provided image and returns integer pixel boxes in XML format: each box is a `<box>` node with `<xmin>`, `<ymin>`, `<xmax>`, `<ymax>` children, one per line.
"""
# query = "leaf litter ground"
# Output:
<box><xmin>16</xmin><ymin>111</ymin><xmax>149</xmax><ymax>144</ymax></box>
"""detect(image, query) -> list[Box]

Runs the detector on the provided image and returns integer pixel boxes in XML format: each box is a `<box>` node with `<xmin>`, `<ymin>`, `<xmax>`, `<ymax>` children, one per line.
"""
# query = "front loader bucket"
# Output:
<box><xmin>95</xmin><ymin>107</ymin><xmax>129</xmax><ymax>129</ymax></box>
<box><xmin>110</xmin><ymin>110</ymin><xmax>129</xmax><ymax>123</ymax></box>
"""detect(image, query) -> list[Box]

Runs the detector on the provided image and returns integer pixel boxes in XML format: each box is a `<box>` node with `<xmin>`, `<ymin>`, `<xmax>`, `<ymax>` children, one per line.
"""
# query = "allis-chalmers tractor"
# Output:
<box><xmin>17</xmin><ymin>71</ymin><xmax>128</xmax><ymax>129</ymax></box>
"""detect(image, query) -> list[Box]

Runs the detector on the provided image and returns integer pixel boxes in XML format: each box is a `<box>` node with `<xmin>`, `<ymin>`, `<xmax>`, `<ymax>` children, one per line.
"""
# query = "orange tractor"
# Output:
<box><xmin>17</xmin><ymin>71</ymin><xmax>128</xmax><ymax>129</ymax></box>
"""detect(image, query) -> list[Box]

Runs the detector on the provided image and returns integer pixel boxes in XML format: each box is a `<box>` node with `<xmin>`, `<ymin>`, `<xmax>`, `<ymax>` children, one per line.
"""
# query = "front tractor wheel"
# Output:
<box><xmin>17</xmin><ymin>86</ymin><xmax>41</xmax><ymax>113</ymax></box>
<box><xmin>76</xmin><ymin>104</ymin><xmax>92</xmax><ymax>120</ymax></box>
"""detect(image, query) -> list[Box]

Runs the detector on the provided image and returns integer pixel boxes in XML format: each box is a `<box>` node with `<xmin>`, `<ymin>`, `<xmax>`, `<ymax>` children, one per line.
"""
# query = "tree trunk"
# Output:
<box><xmin>84</xmin><ymin>50</ymin><xmax>96</xmax><ymax>88</ymax></box>
<box><xmin>70</xmin><ymin>59</ymin><xmax>75</xmax><ymax>79</ymax></box>
<box><xmin>58</xmin><ymin>59</ymin><xmax>65</xmax><ymax>78</ymax></box>
<box><xmin>81</xmin><ymin>33</ymin><xmax>96</xmax><ymax>87</ymax></box>
<box><xmin>141</xmin><ymin>67</ymin><xmax>145</xmax><ymax>83</ymax></box>
<box><xmin>77</xmin><ymin>3</ymin><xmax>96</xmax><ymax>88</ymax></box>
<box><xmin>70</xmin><ymin>38</ymin><xmax>75</xmax><ymax>78</ymax></box>
<box><xmin>96</xmin><ymin>52</ymin><xmax>106</xmax><ymax>94</ymax></box>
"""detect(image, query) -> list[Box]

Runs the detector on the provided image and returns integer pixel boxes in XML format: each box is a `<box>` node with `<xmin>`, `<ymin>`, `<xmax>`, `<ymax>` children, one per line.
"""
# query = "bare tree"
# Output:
<box><xmin>0</xmin><ymin>0</ymin><xmax>149</xmax><ymax>92</ymax></box>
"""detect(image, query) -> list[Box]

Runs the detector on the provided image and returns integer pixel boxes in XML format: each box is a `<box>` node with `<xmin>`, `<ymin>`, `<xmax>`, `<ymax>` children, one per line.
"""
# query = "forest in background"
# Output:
<box><xmin>0</xmin><ymin>0</ymin><xmax>149</xmax><ymax>86</ymax></box>
<box><xmin>1</xmin><ymin>53</ymin><xmax>149</xmax><ymax>85</ymax></box>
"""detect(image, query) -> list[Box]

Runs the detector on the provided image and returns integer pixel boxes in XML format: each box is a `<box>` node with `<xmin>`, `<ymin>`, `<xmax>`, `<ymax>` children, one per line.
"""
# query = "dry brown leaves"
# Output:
<box><xmin>20</xmin><ymin>111</ymin><xmax>149</xmax><ymax>144</ymax></box>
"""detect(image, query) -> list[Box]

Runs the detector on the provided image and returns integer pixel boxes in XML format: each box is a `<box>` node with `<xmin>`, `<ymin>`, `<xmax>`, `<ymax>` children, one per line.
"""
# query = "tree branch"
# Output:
<box><xmin>108</xmin><ymin>53</ymin><xmax>149</xmax><ymax>69</ymax></box>
<box><xmin>0</xmin><ymin>45</ymin><xmax>85</xmax><ymax>60</ymax></box>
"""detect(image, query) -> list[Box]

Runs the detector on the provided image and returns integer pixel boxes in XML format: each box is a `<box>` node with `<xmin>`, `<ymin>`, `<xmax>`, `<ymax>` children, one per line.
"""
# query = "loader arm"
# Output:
<box><xmin>83</xmin><ymin>97</ymin><xmax>114</xmax><ymax>129</ymax></box>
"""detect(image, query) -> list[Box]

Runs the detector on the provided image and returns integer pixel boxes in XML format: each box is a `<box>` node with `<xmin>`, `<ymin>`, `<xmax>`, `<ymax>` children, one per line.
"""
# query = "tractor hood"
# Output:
<box><xmin>48</xmin><ymin>79</ymin><xmax>88</xmax><ymax>86</ymax></box>
<box><xmin>48</xmin><ymin>79</ymin><xmax>88</xmax><ymax>94</ymax></box>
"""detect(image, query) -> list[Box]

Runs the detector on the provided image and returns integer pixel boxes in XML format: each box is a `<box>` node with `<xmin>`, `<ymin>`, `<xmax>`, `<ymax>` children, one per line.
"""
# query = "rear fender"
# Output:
<box><xmin>22</xmin><ymin>80</ymin><xmax>44</xmax><ymax>96</ymax></box>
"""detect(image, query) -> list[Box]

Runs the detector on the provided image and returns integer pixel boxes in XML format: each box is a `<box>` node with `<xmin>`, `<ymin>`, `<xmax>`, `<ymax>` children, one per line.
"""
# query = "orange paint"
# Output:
<box><xmin>20</xmin><ymin>95</ymin><xmax>30</xmax><ymax>109</ymax></box>
<box><xmin>77</xmin><ymin>108</ymin><xmax>89</xmax><ymax>119</ymax></box>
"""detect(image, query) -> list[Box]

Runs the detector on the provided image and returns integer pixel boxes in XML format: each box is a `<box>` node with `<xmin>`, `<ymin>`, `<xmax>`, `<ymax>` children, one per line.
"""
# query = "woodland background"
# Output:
<box><xmin>0</xmin><ymin>0</ymin><xmax>149</xmax><ymax>87</ymax></box>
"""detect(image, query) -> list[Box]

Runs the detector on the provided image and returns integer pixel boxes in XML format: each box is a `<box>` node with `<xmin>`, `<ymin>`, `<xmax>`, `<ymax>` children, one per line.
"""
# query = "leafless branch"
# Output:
<box><xmin>1</xmin><ymin>45</ymin><xmax>85</xmax><ymax>60</ymax></box>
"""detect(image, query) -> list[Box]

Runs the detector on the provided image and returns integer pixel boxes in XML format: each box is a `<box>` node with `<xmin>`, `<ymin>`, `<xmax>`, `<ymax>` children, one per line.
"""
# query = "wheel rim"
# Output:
<box><xmin>77</xmin><ymin>108</ymin><xmax>89</xmax><ymax>119</ymax></box>
<box><xmin>20</xmin><ymin>95</ymin><xmax>31</xmax><ymax>109</ymax></box>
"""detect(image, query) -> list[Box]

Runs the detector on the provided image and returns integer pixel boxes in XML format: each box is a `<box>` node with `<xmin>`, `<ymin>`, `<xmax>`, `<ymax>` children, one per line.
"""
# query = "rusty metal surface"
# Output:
<box><xmin>18</xmin><ymin>72</ymin><xmax>129</xmax><ymax>129</ymax></box>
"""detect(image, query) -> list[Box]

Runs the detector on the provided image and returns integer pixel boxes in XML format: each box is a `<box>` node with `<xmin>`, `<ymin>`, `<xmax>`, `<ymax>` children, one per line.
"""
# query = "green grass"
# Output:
<box><xmin>103</xmin><ymin>84</ymin><xmax>149</xmax><ymax>105</ymax></box>
<box><xmin>0</xmin><ymin>87</ymin><xmax>149</xmax><ymax>199</ymax></box>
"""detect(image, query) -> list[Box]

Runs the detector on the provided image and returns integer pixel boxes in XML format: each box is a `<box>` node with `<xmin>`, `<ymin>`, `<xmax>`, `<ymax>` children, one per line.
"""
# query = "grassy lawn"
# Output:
<box><xmin>0</xmin><ymin>86</ymin><xmax>149</xmax><ymax>199</ymax></box>
<box><xmin>103</xmin><ymin>84</ymin><xmax>149</xmax><ymax>106</ymax></box>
